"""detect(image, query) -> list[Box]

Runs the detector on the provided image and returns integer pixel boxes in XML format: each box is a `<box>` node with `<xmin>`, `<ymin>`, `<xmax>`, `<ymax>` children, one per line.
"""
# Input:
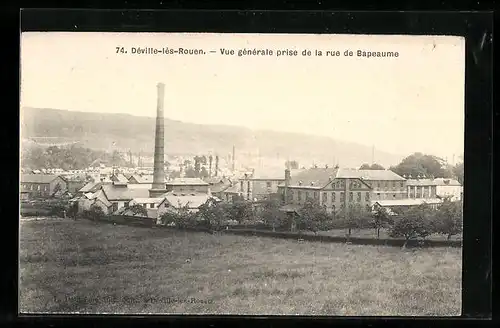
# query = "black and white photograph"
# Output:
<box><xmin>19</xmin><ymin>32</ymin><xmax>464</xmax><ymax>316</ymax></box>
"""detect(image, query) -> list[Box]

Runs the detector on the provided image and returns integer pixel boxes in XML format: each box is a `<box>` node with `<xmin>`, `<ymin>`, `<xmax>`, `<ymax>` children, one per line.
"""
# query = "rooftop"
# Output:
<box><xmin>167</xmin><ymin>178</ymin><xmax>209</xmax><ymax>186</ymax></box>
<box><xmin>287</xmin><ymin>167</ymin><xmax>339</xmax><ymax>188</ymax></box>
<box><xmin>161</xmin><ymin>192</ymin><xmax>219</xmax><ymax>209</ymax></box>
<box><xmin>406</xmin><ymin>178</ymin><xmax>462</xmax><ymax>186</ymax></box>
<box><xmin>372</xmin><ymin>198</ymin><xmax>443</xmax><ymax>206</ymax></box>
<box><xmin>20</xmin><ymin>174</ymin><xmax>60</xmax><ymax>184</ymax></box>
<box><xmin>336</xmin><ymin>168</ymin><xmax>406</xmax><ymax>181</ymax></box>
<box><xmin>101</xmin><ymin>184</ymin><xmax>151</xmax><ymax>201</ymax></box>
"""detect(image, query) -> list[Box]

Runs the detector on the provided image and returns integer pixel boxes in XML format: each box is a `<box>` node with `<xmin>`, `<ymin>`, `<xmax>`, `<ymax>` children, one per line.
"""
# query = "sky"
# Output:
<box><xmin>20</xmin><ymin>32</ymin><xmax>465</xmax><ymax>162</ymax></box>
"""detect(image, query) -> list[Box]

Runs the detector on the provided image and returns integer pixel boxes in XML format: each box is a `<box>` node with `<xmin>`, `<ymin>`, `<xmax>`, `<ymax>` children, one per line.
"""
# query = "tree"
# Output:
<box><xmin>297</xmin><ymin>199</ymin><xmax>331</xmax><ymax>235</ymax></box>
<box><xmin>371</xmin><ymin>207</ymin><xmax>394</xmax><ymax>239</ymax></box>
<box><xmin>208</xmin><ymin>155</ymin><xmax>213</xmax><ymax>177</ymax></box>
<box><xmin>261</xmin><ymin>199</ymin><xmax>286</xmax><ymax>232</ymax></box>
<box><xmin>341</xmin><ymin>203</ymin><xmax>372</xmax><ymax>238</ymax></box>
<box><xmin>285</xmin><ymin>160</ymin><xmax>299</xmax><ymax>170</ymax></box>
<box><xmin>214</xmin><ymin>155</ymin><xmax>219</xmax><ymax>176</ymax></box>
<box><xmin>389</xmin><ymin>152</ymin><xmax>453</xmax><ymax>179</ymax></box>
<box><xmin>359</xmin><ymin>163</ymin><xmax>371</xmax><ymax>170</ymax></box>
<box><xmin>85</xmin><ymin>205</ymin><xmax>105</xmax><ymax>221</ymax></box>
<box><xmin>184</xmin><ymin>166</ymin><xmax>197</xmax><ymax>178</ymax></box>
<box><xmin>198</xmin><ymin>198</ymin><xmax>229</xmax><ymax>232</ymax></box>
<box><xmin>199</xmin><ymin>167</ymin><xmax>209</xmax><ymax>179</ymax></box>
<box><xmin>389</xmin><ymin>203</ymin><xmax>435</xmax><ymax>248</ymax></box>
<box><xmin>128</xmin><ymin>204</ymin><xmax>148</xmax><ymax>217</ymax></box>
<box><xmin>453</xmin><ymin>161</ymin><xmax>464</xmax><ymax>185</ymax></box>
<box><xmin>434</xmin><ymin>199</ymin><xmax>463</xmax><ymax>240</ymax></box>
<box><xmin>229</xmin><ymin>200</ymin><xmax>254</xmax><ymax>225</ymax></box>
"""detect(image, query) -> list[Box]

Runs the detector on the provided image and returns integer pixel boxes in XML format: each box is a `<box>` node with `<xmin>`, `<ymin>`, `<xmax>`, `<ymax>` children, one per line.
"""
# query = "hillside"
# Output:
<box><xmin>20</xmin><ymin>107</ymin><xmax>405</xmax><ymax>168</ymax></box>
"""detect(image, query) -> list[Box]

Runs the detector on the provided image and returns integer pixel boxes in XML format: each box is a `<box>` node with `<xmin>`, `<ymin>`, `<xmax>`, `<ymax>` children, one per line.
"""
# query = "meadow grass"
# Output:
<box><xmin>19</xmin><ymin>219</ymin><xmax>462</xmax><ymax>316</ymax></box>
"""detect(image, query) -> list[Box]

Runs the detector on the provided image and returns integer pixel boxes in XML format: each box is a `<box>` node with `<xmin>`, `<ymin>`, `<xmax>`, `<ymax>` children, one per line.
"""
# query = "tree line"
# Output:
<box><xmin>80</xmin><ymin>197</ymin><xmax>463</xmax><ymax>249</ymax></box>
<box><xmin>21</xmin><ymin>145</ymin><xmax>129</xmax><ymax>170</ymax></box>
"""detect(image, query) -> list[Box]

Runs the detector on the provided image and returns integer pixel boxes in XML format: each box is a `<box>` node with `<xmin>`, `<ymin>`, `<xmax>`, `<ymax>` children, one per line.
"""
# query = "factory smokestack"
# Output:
<box><xmin>149</xmin><ymin>82</ymin><xmax>167</xmax><ymax>198</ymax></box>
<box><xmin>232</xmin><ymin>145</ymin><xmax>235</xmax><ymax>172</ymax></box>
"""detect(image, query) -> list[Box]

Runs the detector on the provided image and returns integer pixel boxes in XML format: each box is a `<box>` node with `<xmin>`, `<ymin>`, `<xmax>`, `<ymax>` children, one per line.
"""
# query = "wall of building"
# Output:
<box><xmin>364</xmin><ymin>179</ymin><xmax>407</xmax><ymax>201</ymax></box>
<box><xmin>281</xmin><ymin>178</ymin><xmax>371</xmax><ymax>214</ymax></box>
<box><xmin>167</xmin><ymin>185</ymin><xmax>209</xmax><ymax>194</ymax></box>
<box><xmin>240</xmin><ymin>179</ymin><xmax>283</xmax><ymax>201</ymax></box>
<box><xmin>407</xmin><ymin>185</ymin><xmax>438</xmax><ymax>199</ymax></box>
<box><xmin>436</xmin><ymin>185</ymin><xmax>463</xmax><ymax>201</ymax></box>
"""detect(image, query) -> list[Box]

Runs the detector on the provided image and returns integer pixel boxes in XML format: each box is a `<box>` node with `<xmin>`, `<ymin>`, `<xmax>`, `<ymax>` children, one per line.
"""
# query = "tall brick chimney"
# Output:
<box><xmin>149</xmin><ymin>82</ymin><xmax>167</xmax><ymax>198</ymax></box>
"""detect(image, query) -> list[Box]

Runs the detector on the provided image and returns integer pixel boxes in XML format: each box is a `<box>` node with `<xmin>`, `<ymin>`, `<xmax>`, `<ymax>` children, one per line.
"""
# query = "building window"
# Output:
<box><xmin>113</xmin><ymin>203</ymin><xmax>118</xmax><ymax>212</ymax></box>
<box><xmin>266</xmin><ymin>181</ymin><xmax>272</xmax><ymax>188</ymax></box>
<box><xmin>349</xmin><ymin>192</ymin><xmax>353</xmax><ymax>201</ymax></box>
<box><xmin>298</xmin><ymin>191</ymin><xmax>302</xmax><ymax>202</ymax></box>
<box><xmin>400</xmin><ymin>181</ymin><xmax>404</xmax><ymax>188</ymax></box>
<box><xmin>37</xmin><ymin>185</ymin><xmax>41</xmax><ymax>191</ymax></box>
<box><xmin>124</xmin><ymin>202</ymin><xmax>129</xmax><ymax>208</ymax></box>
<box><xmin>323</xmin><ymin>192</ymin><xmax>327</xmax><ymax>204</ymax></box>
<box><xmin>365</xmin><ymin>192</ymin><xmax>370</xmax><ymax>201</ymax></box>
<box><xmin>332</xmin><ymin>192</ymin><xmax>336</xmax><ymax>202</ymax></box>
<box><xmin>357</xmin><ymin>192</ymin><xmax>361</xmax><ymax>202</ymax></box>
<box><xmin>314</xmin><ymin>192</ymin><xmax>318</xmax><ymax>199</ymax></box>
<box><xmin>150</xmin><ymin>203</ymin><xmax>154</xmax><ymax>208</ymax></box>
<box><xmin>340</xmin><ymin>192</ymin><xmax>345</xmax><ymax>202</ymax></box>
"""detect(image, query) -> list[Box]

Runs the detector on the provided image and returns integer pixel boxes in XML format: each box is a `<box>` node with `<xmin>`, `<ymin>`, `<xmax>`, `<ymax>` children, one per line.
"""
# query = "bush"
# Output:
<box><xmin>389</xmin><ymin>203</ymin><xmax>435</xmax><ymax>248</ymax></box>
<box><xmin>82</xmin><ymin>205</ymin><xmax>105</xmax><ymax>221</ymax></box>
<box><xmin>197</xmin><ymin>198</ymin><xmax>231</xmax><ymax>232</ymax></box>
<box><xmin>260</xmin><ymin>199</ymin><xmax>287</xmax><ymax>232</ymax></box>
<box><xmin>296</xmin><ymin>199</ymin><xmax>332</xmax><ymax>235</ymax></box>
<box><xmin>433</xmin><ymin>200</ymin><xmax>463</xmax><ymax>240</ymax></box>
<box><xmin>336</xmin><ymin>203</ymin><xmax>372</xmax><ymax>238</ymax></box>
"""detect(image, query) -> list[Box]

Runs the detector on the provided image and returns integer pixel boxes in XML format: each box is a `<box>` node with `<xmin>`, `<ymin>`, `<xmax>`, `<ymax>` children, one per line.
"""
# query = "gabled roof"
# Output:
<box><xmin>160</xmin><ymin>192</ymin><xmax>219</xmax><ymax>209</ymax></box>
<box><xmin>167</xmin><ymin>178</ymin><xmax>209</xmax><ymax>186</ymax></box>
<box><xmin>406</xmin><ymin>178</ymin><xmax>462</xmax><ymax>186</ymax></box>
<box><xmin>128</xmin><ymin>174</ymin><xmax>156</xmax><ymax>184</ymax></box>
<box><xmin>111</xmin><ymin>173</ymin><xmax>129</xmax><ymax>183</ymax></box>
<box><xmin>79</xmin><ymin>181</ymin><xmax>104</xmax><ymax>193</ymax></box>
<box><xmin>287</xmin><ymin>168</ymin><xmax>339</xmax><ymax>188</ymax></box>
<box><xmin>221</xmin><ymin>183</ymin><xmax>241</xmax><ymax>194</ymax></box>
<box><xmin>20</xmin><ymin>174</ymin><xmax>59</xmax><ymax>184</ymax></box>
<box><xmin>336</xmin><ymin>168</ymin><xmax>406</xmax><ymax>181</ymax></box>
<box><xmin>101</xmin><ymin>184</ymin><xmax>150</xmax><ymax>201</ymax></box>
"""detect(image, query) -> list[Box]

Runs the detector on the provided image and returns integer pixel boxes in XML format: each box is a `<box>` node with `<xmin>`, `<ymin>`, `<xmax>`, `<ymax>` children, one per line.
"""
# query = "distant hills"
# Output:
<box><xmin>20</xmin><ymin>107</ymin><xmax>405</xmax><ymax>168</ymax></box>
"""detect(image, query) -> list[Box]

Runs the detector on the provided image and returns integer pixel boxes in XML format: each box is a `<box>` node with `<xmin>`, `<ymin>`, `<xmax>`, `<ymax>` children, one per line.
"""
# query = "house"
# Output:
<box><xmin>129</xmin><ymin>197</ymin><xmax>164</xmax><ymax>210</ymax></box>
<box><xmin>277</xmin><ymin>167</ymin><xmax>372</xmax><ymax>215</ymax></box>
<box><xmin>77</xmin><ymin>189</ymin><xmax>113</xmax><ymax>214</ymax></box>
<box><xmin>406</xmin><ymin>178</ymin><xmax>463</xmax><ymax>201</ymax></box>
<box><xmin>372</xmin><ymin>198</ymin><xmax>443</xmax><ymax>213</ymax></box>
<box><xmin>110</xmin><ymin>173</ymin><xmax>129</xmax><ymax>184</ymax></box>
<box><xmin>218</xmin><ymin>183</ymin><xmax>243</xmax><ymax>203</ymax></box>
<box><xmin>100</xmin><ymin>184</ymin><xmax>151</xmax><ymax>212</ymax></box>
<box><xmin>156</xmin><ymin>192</ymin><xmax>220</xmax><ymax>219</ymax></box>
<box><xmin>336</xmin><ymin>168</ymin><xmax>407</xmax><ymax>201</ymax></box>
<box><xmin>77</xmin><ymin>181</ymin><xmax>109</xmax><ymax>196</ymax></box>
<box><xmin>20</xmin><ymin>174</ymin><xmax>68</xmax><ymax>198</ymax></box>
<box><xmin>238</xmin><ymin>167</ymin><xmax>303</xmax><ymax>201</ymax></box>
<box><xmin>65</xmin><ymin>178</ymin><xmax>87</xmax><ymax>194</ymax></box>
<box><xmin>166</xmin><ymin>178</ymin><xmax>209</xmax><ymax>194</ymax></box>
<box><xmin>128</xmin><ymin>174</ymin><xmax>155</xmax><ymax>184</ymax></box>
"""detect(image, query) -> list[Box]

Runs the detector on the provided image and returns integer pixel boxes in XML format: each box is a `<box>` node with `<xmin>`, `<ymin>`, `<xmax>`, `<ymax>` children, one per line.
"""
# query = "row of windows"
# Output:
<box><xmin>291</xmin><ymin>190</ymin><xmax>370</xmax><ymax>203</ymax></box>
<box><xmin>370</xmin><ymin>181</ymin><xmax>405</xmax><ymax>189</ymax></box>
<box><xmin>21</xmin><ymin>184</ymin><xmax>49</xmax><ymax>192</ymax></box>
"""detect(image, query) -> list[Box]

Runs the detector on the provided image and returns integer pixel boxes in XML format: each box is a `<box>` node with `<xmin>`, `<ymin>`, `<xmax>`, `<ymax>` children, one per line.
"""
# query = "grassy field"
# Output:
<box><xmin>19</xmin><ymin>218</ymin><xmax>462</xmax><ymax>316</ymax></box>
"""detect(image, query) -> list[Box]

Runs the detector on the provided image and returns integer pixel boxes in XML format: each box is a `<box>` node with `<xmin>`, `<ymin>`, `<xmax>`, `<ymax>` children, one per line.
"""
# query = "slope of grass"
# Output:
<box><xmin>19</xmin><ymin>219</ymin><xmax>462</xmax><ymax>316</ymax></box>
